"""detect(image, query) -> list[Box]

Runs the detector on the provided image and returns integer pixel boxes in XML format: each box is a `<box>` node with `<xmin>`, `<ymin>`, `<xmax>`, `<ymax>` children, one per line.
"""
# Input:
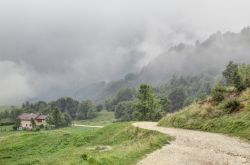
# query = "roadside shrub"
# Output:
<box><xmin>211</xmin><ymin>84</ymin><xmax>226</xmax><ymax>103</ymax></box>
<box><xmin>81</xmin><ymin>153</ymin><xmax>88</xmax><ymax>160</ymax></box>
<box><xmin>235</xmin><ymin>81</ymin><xmax>246</xmax><ymax>93</ymax></box>
<box><xmin>12</xmin><ymin>126</ymin><xmax>17</xmax><ymax>131</ymax></box>
<box><xmin>223</xmin><ymin>99</ymin><xmax>241</xmax><ymax>113</ymax></box>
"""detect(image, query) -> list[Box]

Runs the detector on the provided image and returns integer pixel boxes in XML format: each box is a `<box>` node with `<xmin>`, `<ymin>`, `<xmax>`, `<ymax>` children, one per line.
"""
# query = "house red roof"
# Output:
<box><xmin>18</xmin><ymin>113</ymin><xmax>39</xmax><ymax>120</ymax></box>
<box><xmin>18</xmin><ymin>113</ymin><xmax>47</xmax><ymax>121</ymax></box>
<box><xmin>36</xmin><ymin>115</ymin><xmax>47</xmax><ymax>120</ymax></box>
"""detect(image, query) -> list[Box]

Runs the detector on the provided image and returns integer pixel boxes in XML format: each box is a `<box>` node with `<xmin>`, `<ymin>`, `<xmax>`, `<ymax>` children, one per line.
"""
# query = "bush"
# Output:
<box><xmin>211</xmin><ymin>84</ymin><xmax>226</xmax><ymax>103</ymax></box>
<box><xmin>81</xmin><ymin>153</ymin><xmax>88</xmax><ymax>160</ymax></box>
<box><xmin>235</xmin><ymin>81</ymin><xmax>246</xmax><ymax>93</ymax></box>
<box><xmin>223</xmin><ymin>99</ymin><xmax>241</xmax><ymax>113</ymax></box>
<box><xmin>39</xmin><ymin>124</ymin><xmax>44</xmax><ymax>129</ymax></box>
<box><xmin>12</xmin><ymin>126</ymin><xmax>17</xmax><ymax>130</ymax></box>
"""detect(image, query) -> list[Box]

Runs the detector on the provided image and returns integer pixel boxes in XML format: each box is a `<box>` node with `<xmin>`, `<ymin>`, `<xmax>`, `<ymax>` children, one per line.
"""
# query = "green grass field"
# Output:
<box><xmin>0</xmin><ymin>125</ymin><xmax>15</xmax><ymax>137</ymax></box>
<box><xmin>73</xmin><ymin>111</ymin><xmax>115</xmax><ymax>126</ymax></box>
<box><xmin>159</xmin><ymin>89</ymin><xmax>250</xmax><ymax>141</ymax></box>
<box><xmin>0</xmin><ymin>123</ymin><xmax>171</xmax><ymax>165</ymax></box>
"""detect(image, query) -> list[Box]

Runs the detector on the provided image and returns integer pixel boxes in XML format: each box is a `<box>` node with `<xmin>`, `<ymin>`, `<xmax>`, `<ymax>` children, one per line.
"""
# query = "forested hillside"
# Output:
<box><xmin>75</xmin><ymin>27</ymin><xmax>250</xmax><ymax>102</ymax></box>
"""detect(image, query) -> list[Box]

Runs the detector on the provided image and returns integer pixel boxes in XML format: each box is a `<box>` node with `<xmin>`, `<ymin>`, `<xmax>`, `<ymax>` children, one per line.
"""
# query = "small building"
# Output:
<box><xmin>17</xmin><ymin>113</ymin><xmax>47</xmax><ymax>130</ymax></box>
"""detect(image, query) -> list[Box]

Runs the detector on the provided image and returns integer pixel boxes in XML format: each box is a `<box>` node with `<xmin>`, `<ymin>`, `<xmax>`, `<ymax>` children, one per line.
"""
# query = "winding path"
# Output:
<box><xmin>72</xmin><ymin>124</ymin><xmax>103</xmax><ymax>128</ymax></box>
<box><xmin>133</xmin><ymin>122</ymin><xmax>250</xmax><ymax>165</ymax></box>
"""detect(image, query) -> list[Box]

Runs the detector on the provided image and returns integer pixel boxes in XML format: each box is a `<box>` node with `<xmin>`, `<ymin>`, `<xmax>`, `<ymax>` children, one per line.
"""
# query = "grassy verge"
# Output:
<box><xmin>0</xmin><ymin>122</ymin><xmax>171</xmax><ymax>165</ymax></box>
<box><xmin>159</xmin><ymin>89</ymin><xmax>250</xmax><ymax>141</ymax></box>
<box><xmin>73</xmin><ymin>111</ymin><xmax>115</xmax><ymax>126</ymax></box>
<box><xmin>0</xmin><ymin>125</ymin><xmax>15</xmax><ymax>137</ymax></box>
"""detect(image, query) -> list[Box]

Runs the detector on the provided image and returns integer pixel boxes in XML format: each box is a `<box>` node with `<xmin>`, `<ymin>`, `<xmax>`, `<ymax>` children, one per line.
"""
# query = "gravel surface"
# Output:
<box><xmin>133</xmin><ymin>122</ymin><xmax>250</xmax><ymax>165</ymax></box>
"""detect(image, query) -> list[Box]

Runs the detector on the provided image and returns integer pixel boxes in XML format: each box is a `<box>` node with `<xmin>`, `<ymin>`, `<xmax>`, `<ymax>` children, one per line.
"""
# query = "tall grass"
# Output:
<box><xmin>159</xmin><ymin>89</ymin><xmax>250</xmax><ymax>141</ymax></box>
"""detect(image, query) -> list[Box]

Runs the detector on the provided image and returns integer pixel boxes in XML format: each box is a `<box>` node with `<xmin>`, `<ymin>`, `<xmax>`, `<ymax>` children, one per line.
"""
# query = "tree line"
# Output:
<box><xmin>104</xmin><ymin>74</ymin><xmax>212</xmax><ymax>121</ymax></box>
<box><xmin>0</xmin><ymin>97</ymin><xmax>104</xmax><ymax>128</ymax></box>
<box><xmin>109</xmin><ymin>61</ymin><xmax>250</xmax><ymax>122</ymax></box>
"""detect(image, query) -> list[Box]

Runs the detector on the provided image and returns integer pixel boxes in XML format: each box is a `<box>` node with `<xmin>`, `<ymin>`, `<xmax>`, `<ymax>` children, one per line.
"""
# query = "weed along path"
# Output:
<box><xmin>133</xmin><ymin>122</ymin><xmax>250</xmax><ymax>165</ymax></box>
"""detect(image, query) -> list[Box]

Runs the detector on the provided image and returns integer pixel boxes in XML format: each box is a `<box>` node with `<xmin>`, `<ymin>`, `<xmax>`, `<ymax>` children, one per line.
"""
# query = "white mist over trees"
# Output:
<box><xmin>0</xmin><ymin>0</ymin><xmax>250</xmax><ymax>104</ymax></box>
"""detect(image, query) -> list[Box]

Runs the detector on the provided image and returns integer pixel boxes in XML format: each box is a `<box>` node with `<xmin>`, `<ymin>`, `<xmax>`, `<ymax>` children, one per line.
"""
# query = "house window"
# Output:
<box><xmin>26</xmin><ymin>124</ymin><xmax>28</xmax><ymax>127</ymax></box>
<box><xmin>30</xmin><ymin>124</ymin><xmax>32</xmax><ymax>127</ymax></box>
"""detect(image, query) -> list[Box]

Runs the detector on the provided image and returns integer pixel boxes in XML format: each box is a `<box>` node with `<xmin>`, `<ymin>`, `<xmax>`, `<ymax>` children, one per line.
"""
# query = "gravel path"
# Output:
<box><xmin>72</xmin><ymin>124</ymin><xmax>103</xmax><ymax>128</ymax></box>
<box><xmin>133</xmin><ymin>122</ymin><xmax>250</xmax><ymax>165</ymax></box>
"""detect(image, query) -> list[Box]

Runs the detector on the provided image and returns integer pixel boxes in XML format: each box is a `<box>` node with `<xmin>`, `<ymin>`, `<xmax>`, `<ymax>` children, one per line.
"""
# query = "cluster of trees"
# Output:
<box><xmin>212</xmin><ymin>61</ymin><xmax>250</xmax><ymax>104</ymax></box>
<box><xmin>0</xmin><ymin>108</ymin><xmax>22</xmax><ymax>124</ymax></box>
<box><xmin>223</xmin><ymin>61</ymin><xmax>250</xmax><ymax>92</ymax></box>
<box><xmin>1</xmin><ymin>97</ymin><xmax>105</xmax><ymax>128</ymax></box>
<box><xmin>156</xmin><ymin>75</ymin><xmax>212</xmax><ymax>111</ymax></box>
<box><xmin>107</xmin><ymin>75</ymin><xmax>213</xmax><ymax>121</ymax></box>
<box><xmin>46</xmin><ymin>109</ymin><xmax>72</xmax><ymax>128</ymax></box>
<box><xmin>112</xmin><ymin>84</ymin><xmax>164</xmax><ymax>121</ymax></box>
<box><xmin>21</xmin><ymin>97</ymin><xmax>103</xmax><ymax>121</ymax></box>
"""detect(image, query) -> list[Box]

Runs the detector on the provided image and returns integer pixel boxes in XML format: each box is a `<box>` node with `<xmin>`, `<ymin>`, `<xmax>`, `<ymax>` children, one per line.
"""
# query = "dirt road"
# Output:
<box><xmin>133</xmin><ymin>122</ymin><xmax>250</xmax><ymax>165</ymax></box>
<box><xmin>72</xmin><ymin>124</ymin><xmax>103</xmax><ymax>128</ymax></box>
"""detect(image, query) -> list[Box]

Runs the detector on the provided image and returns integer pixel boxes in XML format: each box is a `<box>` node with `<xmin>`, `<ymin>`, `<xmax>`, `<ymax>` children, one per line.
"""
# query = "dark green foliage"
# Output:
<box><xmin>96</xmin><ymin>104</ymin><xmax>104</xmax><ymax>112</ymax></box>
<box><xmin>62</xmin><ymin>113</ymin><xmax>72</xmax><ymax>126</ymax></box>
<box><xmin>50</xmin><ymin>97</ymin><xmax>79</xmax><ymax>119</ymax></box>
<box><xmin>113</xmin><ymin>88</ymin><xmax>136</xmax><ymax>105</ymax></box>
<box><xmin>238</xmin><ymin>64</ymin><xmax>250</xmax><ymax>87</ymax></box>
<box><xmin>134</xmin><ymin>84</ymin><xmax>163</xmax><ymax>121</ymax></box>
<box><xmin>114</xmin><ymin>101</ymin><xmax>134</xmax><ymax>121</ymax></box>
<box><xmin>22</xmin><ymin>101</ymin><xmax>49</xmax><ymax>114</ymax></box>
<box><xmin>223</xmin><ymin>61</ymin><xmax>247</xmax><ymax>92</ymax></box>
<box><xmin>0</xmin><ymin>108</ymin><xmax>22</xmax><ymax>123</ymax></box>
<box><xmin>20</xmin><ymin>98</ymin><xmax>79</xmax><ymax>120</ymax></box>
<box><xmin>104</xmin><ymin>98</ymin><xmax>115</xmax><ymax>112</ymax></box>
<box><xmin>159</xmin><ymin>96</ymin><xmax>172</xmax><ymax>113</ymax></box>
<box><xmin>223</xmin><ymin>99</ymin><xmax>241</xmax><ymax>113</ymax></box>
<box><xmin>168</xmin><ymin>88</ymin><xmax>186</xmax><ymax>111</ymax></box>
<box><xmin>156</xmin><ymin>75</ymin><xmax>213</xmax><ymax>112</ymax></box>
<box><xmin>47</xmin><ymin>109</ymin><xmax>72</xmax><ymax>127</ymax></box>
<box><xmin>31</xmin><ymin>118</ymin><xmax>36</xmax><ymax>128</ymax></box>
<box><xmin>211</xmin><ymin>83</ymin><xmax>226</xmax><ymax>103</ymax></box>
<box><xmin>104</xmin><ymin>88</ymin><xmax>136</xmax><ymax>112</ymax></box>
<box><xmin>234</xmin><ymin>73</ymin><xmax>246</xmax><ymax>92</ymax></box>
<box><xmin>223</xmin><ymin>61</ymin><xmax>239</xmax><ymax>85</ymax></box>
<box><xmin>15</xmin><ymin>118</ymin><xmax>21</xmax><ymax>129</ymax></box>
<box><xmin>77</xmin><ymin>100</ymin><xmax>97</xmax><ymax>120</ymax></box>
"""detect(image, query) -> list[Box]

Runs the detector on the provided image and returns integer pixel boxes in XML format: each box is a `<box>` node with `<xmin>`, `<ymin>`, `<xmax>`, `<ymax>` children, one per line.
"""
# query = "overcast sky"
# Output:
<box><xmin>0</xmin><ymin>0</ymin><xmax>250</xmax><ymax>105</ymax></box>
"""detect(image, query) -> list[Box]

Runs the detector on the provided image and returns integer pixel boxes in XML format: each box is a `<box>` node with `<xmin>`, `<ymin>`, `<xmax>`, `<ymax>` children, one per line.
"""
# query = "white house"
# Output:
<box><xmin>17</xmin><ymin>113</ymin><xmax>47</xmax><ymax>129</ymax></box>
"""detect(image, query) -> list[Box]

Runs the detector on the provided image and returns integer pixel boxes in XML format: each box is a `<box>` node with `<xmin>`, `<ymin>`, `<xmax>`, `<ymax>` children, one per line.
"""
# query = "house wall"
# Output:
<box><xmin>35</xmin><ymin>119</ymin><xmax>47</xmax><ymax>126</ymax></box>
<box><xmin>20</xmin><ymin>120</ymin><xmax>32</xmax><ymax>129</ymax></box>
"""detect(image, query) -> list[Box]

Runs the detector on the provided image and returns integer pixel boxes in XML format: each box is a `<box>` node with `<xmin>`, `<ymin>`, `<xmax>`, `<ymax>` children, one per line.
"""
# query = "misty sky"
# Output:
<box><xmin>0</xmin><ymin>0</ymin><xmax>250</xmax><ymax>105</ymax></box>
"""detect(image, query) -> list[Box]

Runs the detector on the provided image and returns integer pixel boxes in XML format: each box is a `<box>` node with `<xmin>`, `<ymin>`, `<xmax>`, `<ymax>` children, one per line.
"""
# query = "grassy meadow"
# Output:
<box><xmin>73</xmin><ymin>111</ymin><xmax>115</xmax><ymax>126</ymax></box>
<box><xmin>0</xmin><ymin>122</ymin><xmax>171</xmax><ymax>165</ymax></box>
<box><xmin>159</xmin><ymin>88</ymin><xmax>250</xmax><ymax>141</ymax></box>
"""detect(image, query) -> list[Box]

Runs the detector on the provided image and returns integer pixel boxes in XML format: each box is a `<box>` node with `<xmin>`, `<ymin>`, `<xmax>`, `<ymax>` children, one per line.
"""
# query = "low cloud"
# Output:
<box><xmin>0</xmin><ymin>0</ymin><xmax>250</xmax><ymax>104</ymax></box>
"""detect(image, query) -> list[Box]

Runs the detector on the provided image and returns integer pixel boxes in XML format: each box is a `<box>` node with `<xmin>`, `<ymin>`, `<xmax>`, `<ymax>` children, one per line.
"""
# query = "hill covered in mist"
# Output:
<box><xmin>75</xmin><ymin>27</ymin><xmax>250</xmax><ymax>101</ymax></box>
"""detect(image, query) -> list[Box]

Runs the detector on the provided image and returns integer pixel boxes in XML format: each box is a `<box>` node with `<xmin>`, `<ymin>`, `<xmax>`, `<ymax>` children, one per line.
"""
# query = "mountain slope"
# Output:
<box><xmin>159</xmin><ymin>88</ymin><xmax>250</xmax><ymax>141</ymax></box>
<box><xmin>75</xmin><ymin>27</ymin><xmax>250</xmax><ymax>101</ymax></box>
